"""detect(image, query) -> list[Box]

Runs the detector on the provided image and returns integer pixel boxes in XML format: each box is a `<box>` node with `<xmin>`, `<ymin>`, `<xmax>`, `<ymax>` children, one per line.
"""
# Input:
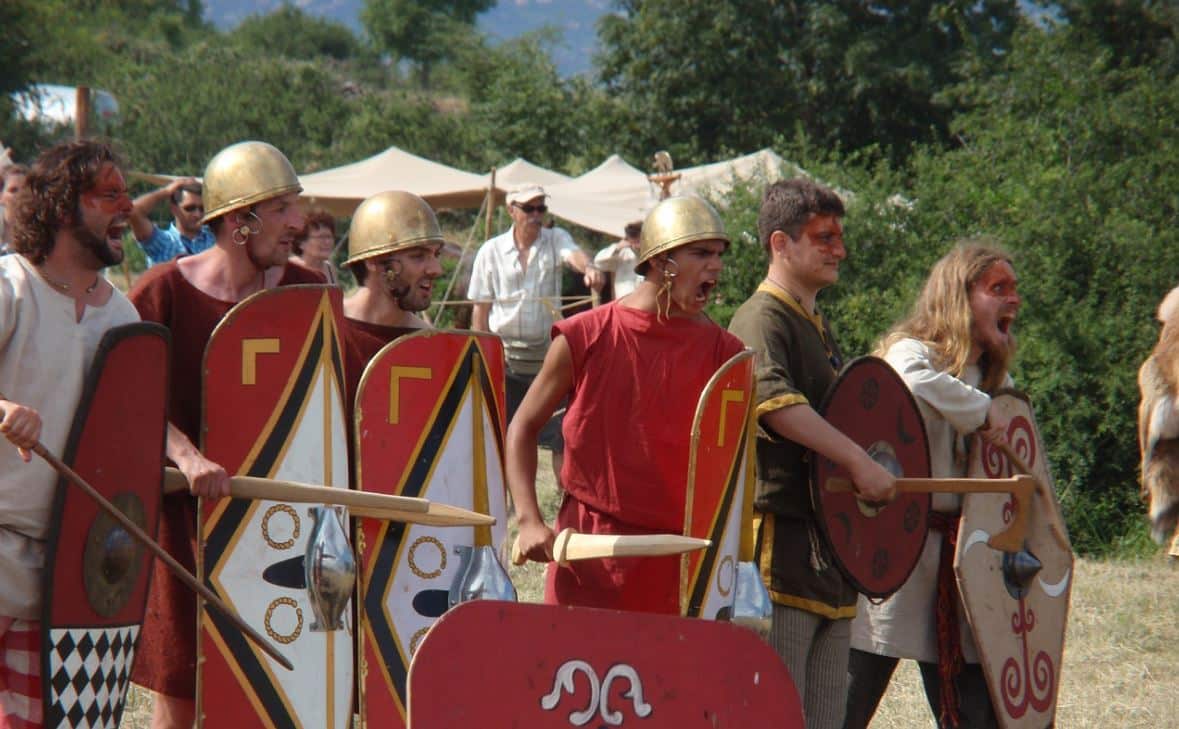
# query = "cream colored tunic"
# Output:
<box><xmin>0</xmin><ymin>254</ymin><xmax>139</xmax><ymax>619</ymax></box>
<box><xmin>850</xmin><ymin>338</ymin><xmax>1005</xmax><ymax>663</ymax></box>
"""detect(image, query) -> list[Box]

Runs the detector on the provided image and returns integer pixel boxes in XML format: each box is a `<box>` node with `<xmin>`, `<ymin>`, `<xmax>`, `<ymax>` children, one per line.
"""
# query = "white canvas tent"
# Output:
<box><xmin>487</xmin><ymin>158</ymin><xmax>571</xmax><ymax>189</ymax></box>
<box><xmin>298</xmin><ymin>145</ymin><xmax>491</xmax><ymax>217</ymax></box>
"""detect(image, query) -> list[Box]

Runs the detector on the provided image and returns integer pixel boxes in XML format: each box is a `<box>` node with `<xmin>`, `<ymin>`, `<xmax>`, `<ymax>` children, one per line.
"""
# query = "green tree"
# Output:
<box><xmin>362</xmin><ymin>0</ymin><xmax>495</xmax><ymax>87</ymax></box>
<box><xmin>230</xmin><ymin>5</ymin><xmax>361</xmax><ymax>61</ymax></box>
<box><xmin>597</xmin><ymin>0</ymin><xmax>1019</xmax><ymax>164</ymax></box>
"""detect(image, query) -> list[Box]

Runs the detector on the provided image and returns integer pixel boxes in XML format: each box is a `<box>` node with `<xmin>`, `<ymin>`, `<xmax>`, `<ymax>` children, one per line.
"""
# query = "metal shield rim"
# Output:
<box><xmin>809</xmin><ymin>355</ymin><xmax>933</xmax><ymax>598</ymax></box>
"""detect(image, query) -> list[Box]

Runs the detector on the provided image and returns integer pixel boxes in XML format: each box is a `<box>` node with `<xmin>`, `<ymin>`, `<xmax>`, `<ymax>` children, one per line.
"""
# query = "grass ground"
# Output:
<box><xmin>121</xmin><ymin>450</ymin><xmax>1179</xmax><ymax>727</ymax></box>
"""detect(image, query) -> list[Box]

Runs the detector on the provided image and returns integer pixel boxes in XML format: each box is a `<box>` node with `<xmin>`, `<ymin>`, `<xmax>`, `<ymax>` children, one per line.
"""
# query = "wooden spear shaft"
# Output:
<box><xmin>25</xmin><ymin>441</ymin><xmax>294</xmax><ymax>670</ymax></box>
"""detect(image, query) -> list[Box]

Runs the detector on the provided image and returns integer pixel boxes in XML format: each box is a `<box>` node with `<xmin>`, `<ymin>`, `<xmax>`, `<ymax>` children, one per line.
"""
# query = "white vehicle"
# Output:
<box><xmin>10</xmin><ymin>84</ymin><xmax>120</xmax><ymax>130</ymax></box>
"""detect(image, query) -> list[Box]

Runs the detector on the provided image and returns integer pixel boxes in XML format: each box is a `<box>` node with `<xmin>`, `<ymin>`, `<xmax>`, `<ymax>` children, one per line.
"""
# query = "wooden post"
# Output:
<box><xmin>484</xmin><ymin>168</ymin><xmax>497</xmax><ymax>242</ymax></box>
<box><xmin>74</xmin><ymin>86</ymin><xmax>90</xmax><ymax>139</ymax></box>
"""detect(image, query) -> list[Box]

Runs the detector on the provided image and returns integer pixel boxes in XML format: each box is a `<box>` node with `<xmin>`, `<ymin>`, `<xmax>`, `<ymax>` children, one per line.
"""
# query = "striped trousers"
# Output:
<box><xmin>0</xmin><ymin>616</ymin><xmax>41</xmax><ymax>729</ymax></box>
<box><xmin>770</xmin><ymin>604</ymin><xmax>850</xmax><ymax>729</ymax></box>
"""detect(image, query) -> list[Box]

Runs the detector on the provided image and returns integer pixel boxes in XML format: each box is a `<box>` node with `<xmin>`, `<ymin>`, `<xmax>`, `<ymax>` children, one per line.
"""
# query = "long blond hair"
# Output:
<box><xmin>875</xmin><ymin>239</ymin><xmax>1015</xmax><ymax>391</ymax></box>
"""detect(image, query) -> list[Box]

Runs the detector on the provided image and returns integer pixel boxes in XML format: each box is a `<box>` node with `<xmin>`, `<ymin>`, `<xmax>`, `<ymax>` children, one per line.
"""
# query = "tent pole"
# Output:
<box><xmin>484</xmin><ymin>168</ymin><xmax>497</xmax><ymax>242</ymax></box>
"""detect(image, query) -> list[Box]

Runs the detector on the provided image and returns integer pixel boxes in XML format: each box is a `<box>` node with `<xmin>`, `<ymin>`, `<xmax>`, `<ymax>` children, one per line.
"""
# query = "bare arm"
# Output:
<box><xmin>165</xmin><ymin>422</ymin><xmax>230</xmax><ymax>499</ymax></box>
<box><xmin>506</xmin><ymin>335</ymin><xmax>574</xmax><ymax>562</ymax></box>
<box><xmin>565</xmin><ymin>249</ymin><xmax>604</xmax><ymax>291</ymax></box>
<box><xmin>471</xmin><ymin>301</ymin><xmax>490</xmax><ymax>332</ymax></box>
<box><xmin>761</xmin><ymin>403</ymin><xmax>896</xmax><ymax>502</ymax></box>
<box><xmin>130</xmin><ymin>178</ymin><xmax>193</xmax><ymax>242</ymax></box>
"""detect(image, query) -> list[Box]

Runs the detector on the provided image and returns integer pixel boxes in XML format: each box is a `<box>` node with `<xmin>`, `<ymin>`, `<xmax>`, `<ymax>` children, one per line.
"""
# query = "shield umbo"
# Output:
<box><xmin>811</xmin><ymin>356</ymin><xmax>932</xmax><ymax>598</ymax></box>
<box><xmin>407</xmin><ymin>601</ymin><xmax>804</xmax><ymax>728</ymax></box>
<box><xmin>957</xmin><ymin>389</ymin><xmax>1073</xmax><ymax>729</ymax></box>
<box><xmin>198</xmin><ymin>285</ymin><xmax>354</xmax><ymax>729</ymax></box>
<box><xmin>41</xmin><ymin>323</ymin><xmax>169</xmax><ymax>729</ymax></box>
<box><xmin>681</xmin><ymin>350</ymin><xmax>755</xmax><ymax>620</ymax></box>
<box><xmin>354</xmin><ymin>330</ymin><xmax>511</xmax><ymax>729</ymax></box>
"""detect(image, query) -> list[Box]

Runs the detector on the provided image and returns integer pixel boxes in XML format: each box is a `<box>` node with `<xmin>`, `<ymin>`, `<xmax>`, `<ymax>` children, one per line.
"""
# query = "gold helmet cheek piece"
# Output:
<box><xmin>635</xmin><ymin>196</ymin><xmax>730</xmax><ymax>276</ymax></box>
<box><xmin>344</xmin><ymin>190</ymin><xmax>446</xmax><ymax>267</ymax></box>
<box><xmin>200</xmin><ymin>141</ymin><xmax>302</xmax><ymax>226</ymax></box>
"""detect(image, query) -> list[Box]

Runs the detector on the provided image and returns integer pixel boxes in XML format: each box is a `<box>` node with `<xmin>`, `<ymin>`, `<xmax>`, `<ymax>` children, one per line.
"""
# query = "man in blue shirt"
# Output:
<box><xmin>129</xmin><ymin>177</ymin><xmax>214</xmax><ymax>266</ymax></box>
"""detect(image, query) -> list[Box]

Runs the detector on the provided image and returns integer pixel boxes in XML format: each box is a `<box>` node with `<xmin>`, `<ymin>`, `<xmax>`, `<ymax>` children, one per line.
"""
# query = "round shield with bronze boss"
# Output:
<box><xmin>810</xmin><ymin>356</ymin><xmax>932</xmax><ymax>598</ymax></box>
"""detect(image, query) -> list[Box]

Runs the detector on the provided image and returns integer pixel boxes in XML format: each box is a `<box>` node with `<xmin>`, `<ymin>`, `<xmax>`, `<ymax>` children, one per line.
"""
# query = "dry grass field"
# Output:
<box><xmin>120</xmin><ymin>450</ymin><xmax>1179</xmax><ymax>727</ymax></box>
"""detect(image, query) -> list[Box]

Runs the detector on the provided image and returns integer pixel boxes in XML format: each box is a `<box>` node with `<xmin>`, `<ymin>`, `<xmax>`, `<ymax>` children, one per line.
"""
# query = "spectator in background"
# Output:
<box><xmin>129</xmin><ymin>177</ymin><xmax>214</xmax><ymax>266</ymax></box>
<box><xmin>290</xmin><ymin>208</ymin><xmax>338</xmax><ymax>283</ymax></box>
<box><xmin>468</xmin><ymin>184</ymin><xmax>603</xmax><ymax>484</ymax></box>
<box><xmin>0</xmin><ymin>165</ymin><xmax>28</xmax><ymax>255</ymax></box>
<box><xmin>593</xmin><ymin>221</ymin><xmax>642</xmax><ymax>299</ymax></box>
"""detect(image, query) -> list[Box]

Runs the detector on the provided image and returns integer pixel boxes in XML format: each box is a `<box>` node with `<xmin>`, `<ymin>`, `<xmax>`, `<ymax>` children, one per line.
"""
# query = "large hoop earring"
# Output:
<box><xmin>232</xmin><ymin>211</ymin><xmax>263</xmax><ymax>246</ymax></box>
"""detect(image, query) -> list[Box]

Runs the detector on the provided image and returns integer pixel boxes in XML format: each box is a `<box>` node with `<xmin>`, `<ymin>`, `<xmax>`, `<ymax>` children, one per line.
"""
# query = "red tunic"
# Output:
<box><xmin>340</xmin><ymin>317</ymin><xmax>417</xmax><ymax>422</ymax></box>
<box><xmin>543</xmin><ymin>303</ymin><xmax>745</xmax><ymax>614</ymax></box>
<box><xmin>127</xmin><ymin>261</ymin><xmax>324</xmax><ymax>699</ymax></box>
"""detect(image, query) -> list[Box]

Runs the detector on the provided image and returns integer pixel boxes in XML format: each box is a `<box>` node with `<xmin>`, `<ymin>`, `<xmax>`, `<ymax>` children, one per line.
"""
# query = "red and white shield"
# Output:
<box><xmin>407</xmin><ymin>601</ymin><xmax>804</xmax><ymax>728</ymax></box>
<box><xmin>957</xmin><ymin>389</ymin><xmax>1073</xmax><ymax>729</ymax></box>
<box><xmin>354</xmin><ymin>330</ymin><xmax>510</xmax><ymax>729</ymax></box>
<box><xmin>681</xmin><ymin>350</ymin><xmax>755</xmax><ymax>619</ymax></box>
<box><xmin>811</xmin><ymin>356</ymin><xmax>932</xmax><ymax>598</ymax></box>
<box><xmin>198</xmin><ymin>285</ymin><xmax>353</xmax><ymax>729</ymax></box>
<box><xmin>41</xmin><ymin>323</ymin><xmax>169</xmax><ymax>729</ymax></box>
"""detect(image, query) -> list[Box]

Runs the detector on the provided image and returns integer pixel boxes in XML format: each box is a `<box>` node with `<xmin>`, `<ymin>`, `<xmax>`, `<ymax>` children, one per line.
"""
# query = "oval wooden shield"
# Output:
<box><xmin>811</xmin><ymin>356</ymin><xmax>932</xmax><ymax>598</ymax></box>
<box><xmin>198</xmin><ymin>285</ymin><xmax>353</xmax><ymax>729</ymax></box>
<box><xmin>407</xmin><ymin>601</ymin><xmax>804</xmax><ymax>728</ymax></box>
<box><xmin>41</xmin><ymin>323</ymin><xmax>169</xmax><ymax>729</ymax></box>
<box><xmin>957</xmin><ymin>390</ymin><xmax>1073</xmax><ymax>729</ymax></box>
<box><xmin>681</xmin><ymin>350</ymin><xmax>754</xmax><ymax>619</ymax></box>
<box><xmin>355</xmin><ymin>330</ymin><xmax>511</xmax><ymax>729</ymax></box>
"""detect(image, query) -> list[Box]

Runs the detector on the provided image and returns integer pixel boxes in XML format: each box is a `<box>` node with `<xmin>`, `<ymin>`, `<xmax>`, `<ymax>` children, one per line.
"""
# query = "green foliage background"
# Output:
<box><xmin>3</xmin><ymin>0</ymin><xmax>1177</xmax><ymax>555</ymax></box>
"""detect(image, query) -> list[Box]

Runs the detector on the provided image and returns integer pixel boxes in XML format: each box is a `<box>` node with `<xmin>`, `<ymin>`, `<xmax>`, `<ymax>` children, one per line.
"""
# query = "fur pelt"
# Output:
<box><xmin>1138</xmin><ymin>286</ymin><xmax>1179</xmax><ymax>544</ymax></box>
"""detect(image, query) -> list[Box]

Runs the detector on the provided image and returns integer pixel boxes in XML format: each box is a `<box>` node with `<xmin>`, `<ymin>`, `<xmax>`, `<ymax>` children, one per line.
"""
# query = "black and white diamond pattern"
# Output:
<box><xmin>45</xmin><ymin>625</ymin><xmax>139</xmax><ymax>729</ymax></box>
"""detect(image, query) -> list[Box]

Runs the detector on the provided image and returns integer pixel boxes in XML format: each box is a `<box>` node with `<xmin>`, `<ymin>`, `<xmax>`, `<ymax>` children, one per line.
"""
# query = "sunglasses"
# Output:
<box><xmin>513</xmin><ymin>203</ymin><xmax>548</xmax><ymax>214</ymax></box>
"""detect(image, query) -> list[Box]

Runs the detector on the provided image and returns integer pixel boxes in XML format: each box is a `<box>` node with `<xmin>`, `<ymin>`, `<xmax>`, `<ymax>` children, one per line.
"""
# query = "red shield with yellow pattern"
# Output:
<box><xmin>198</xmin><ymin>285</ymin><xmax>353</xmax><ymax>729</ymax></box>
<box><xmin>681</xmin><ymin>350</ymin><xmax>755</xmax><ymax>619</ymax></box>
<box><xmin>958</xmin><ymin>389</ymin><xmax>1073</xmax><ymax>729</ymax></box>
<box><xmin>811</xmin><ymin>356</ymin><xmax>932</xmax><ymax>598</ymax></box>
<box><xmin>407</xmin><ymin>601</ymin><xmax>803</xmax><ymax>727</ymax></box>
<box><xmin>354</xmin><ymin>330</ymin><xmax>511</xmax><ymax>729</ymax></box>
<box><xmin>41</xmin><ymin>323</ymin><xmax>169</xmax><ymax>729</ymax></box>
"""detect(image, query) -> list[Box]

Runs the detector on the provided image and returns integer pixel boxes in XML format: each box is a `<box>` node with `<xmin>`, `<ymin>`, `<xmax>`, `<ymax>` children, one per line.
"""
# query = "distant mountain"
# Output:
<box><xmin>200</xmin><ymin>0</ymin><xmax>610</xmax><ymax>77</ymax></box>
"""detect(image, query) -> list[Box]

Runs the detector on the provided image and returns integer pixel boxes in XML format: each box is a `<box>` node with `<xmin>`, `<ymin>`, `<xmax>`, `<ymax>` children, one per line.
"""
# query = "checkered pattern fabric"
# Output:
<box><xmin>0</xmin><ymin>617</ymin><xmax>42</xmax><ymax>729</ymax></box>
<box><xmin>45</xmin><ymin>626</ymin><xmax>139</xmax><ymax>729</ymax></box>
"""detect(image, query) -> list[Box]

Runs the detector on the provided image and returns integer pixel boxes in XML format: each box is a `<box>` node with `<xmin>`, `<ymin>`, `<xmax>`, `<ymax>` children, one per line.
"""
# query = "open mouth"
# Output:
<box><xmin>695</xmin><ymin>280</ymin><xmax>716</xmax><ymax>303</ymax></box>
<box><xmin>106</xmin><ymin>221</ymin><xmax>127</xmax><ymax>246</ymax></box>
<box><xmin>998</xmin><ymin>314</ymin><xmax>1015</xmax><ymax>335</ymax></box>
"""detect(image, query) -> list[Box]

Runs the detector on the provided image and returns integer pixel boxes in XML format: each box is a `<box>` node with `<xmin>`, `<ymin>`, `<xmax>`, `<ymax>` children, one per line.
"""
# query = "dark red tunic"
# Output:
<box><xmin>128</xmin><ymin>261</ymin><xmax>324</xmax><ymax>698</ymax></box>
<box><xmin>543</xmin><ymin>303</ymin><xmax>744</xmax><ymax>614</ymax></box>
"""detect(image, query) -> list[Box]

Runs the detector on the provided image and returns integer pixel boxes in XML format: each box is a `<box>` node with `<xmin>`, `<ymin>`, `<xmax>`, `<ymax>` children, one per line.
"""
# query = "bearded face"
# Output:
<box><xmin>75</xmin><ymin>163</ymin><xmax>132</xmax><ymax>267</ymax></box>
<box><xmin>969</xmin><ymin>260</ymin><xmax>1021</xmax><ymax>387</ymax></box>
<box><xmin>380</xmin><ymin>244</ymin><xmax>443</xmax><ymax>312</ymax></box>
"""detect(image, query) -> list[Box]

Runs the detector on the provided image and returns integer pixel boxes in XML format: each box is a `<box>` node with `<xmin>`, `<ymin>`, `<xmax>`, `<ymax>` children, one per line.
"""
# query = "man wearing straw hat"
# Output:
<box><xmin>468</xmin><ymin>183</ymin><xmax>603</xmax><ymax>481</ymax></box>
<box><xmin>509</xmin><ymin>195</ymin><xmax>744</xmax><ymax>614</ymax></box>
<box><xmin>127</xmin><ymin>140</ymin><xmax>324</xmax><ymax>729</ymax></box>
<box><xmin>339</xmin><ymin>190</ymin><xmax>445</xmax><ymax>413</ymax></box>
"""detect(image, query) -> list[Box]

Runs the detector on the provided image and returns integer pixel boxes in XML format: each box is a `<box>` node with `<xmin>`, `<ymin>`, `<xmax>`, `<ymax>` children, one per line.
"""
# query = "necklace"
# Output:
<box><xmin>39</xmin><ymin>267</ymin><xmax>100</xmax><ymax>294</ymax></box>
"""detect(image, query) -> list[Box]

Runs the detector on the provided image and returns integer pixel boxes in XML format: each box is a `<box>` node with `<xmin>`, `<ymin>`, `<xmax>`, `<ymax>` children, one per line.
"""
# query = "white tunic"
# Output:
<box><xmin>0</xmin><ymin>254</ymin><xmax>139</xmax><ymax>619</ymax></box>
<box><xmin>850</xmin><ymin>338</ymin><xmax>1002</xmax><ymax>663</ymax></box>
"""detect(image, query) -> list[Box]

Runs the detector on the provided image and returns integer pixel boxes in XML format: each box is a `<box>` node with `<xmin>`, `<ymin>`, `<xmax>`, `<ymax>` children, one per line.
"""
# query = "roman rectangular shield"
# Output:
<box><xmin>681</xmin><ymin>350</ymin><xmax>755</xmax><ymax>619</ymax></box>
<box><xmin>198</xmin><ymin>285</ymin><xmax>353</xmax><ymax>729</ymax></box>
<box><xmin>41</xmin><ymin>323</ymin><xmax>169</xmax><ymax>729</ymax></box>
<box><xmin>406</xmin><ymin>601</ymin><xmax>804</xmax><ymax>728</ymax></box>
<box><xmin>354</xmin><ymin>330</ymin><xmax>511</xmax><ymax>729</ymax></box>
<box><xmin>957</xmin><ymin>389</ymin><xmax>1074</xmax><ymax>729</ymax></box>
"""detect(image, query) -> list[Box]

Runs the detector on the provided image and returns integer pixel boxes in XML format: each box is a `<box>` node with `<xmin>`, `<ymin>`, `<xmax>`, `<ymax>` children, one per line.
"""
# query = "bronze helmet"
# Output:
<box><xmin>635</xmin><ymin>196</ymin><xmax>729</xmax><ymax>275</ymax></box>
<box><xmin>343</xmin><ymin>191</ymin><xmax>446</xmax><ymax>266</ymax></box>
<box><xmin>199</xmin><ymin>141</ymin><xmax>302</xmax><ymax>225</ymax></box>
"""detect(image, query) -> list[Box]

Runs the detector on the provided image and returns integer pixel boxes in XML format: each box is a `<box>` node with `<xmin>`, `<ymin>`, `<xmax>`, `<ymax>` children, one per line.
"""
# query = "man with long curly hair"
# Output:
<box><xmin>845</xmin><ymin>240</ymin><xmax>1021</xmax><ymax>729</ymax></box>
<box><xmin>0</xmin><ymin>139</ymin><xmax>140</xmax><ymax>727</ymax></box>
